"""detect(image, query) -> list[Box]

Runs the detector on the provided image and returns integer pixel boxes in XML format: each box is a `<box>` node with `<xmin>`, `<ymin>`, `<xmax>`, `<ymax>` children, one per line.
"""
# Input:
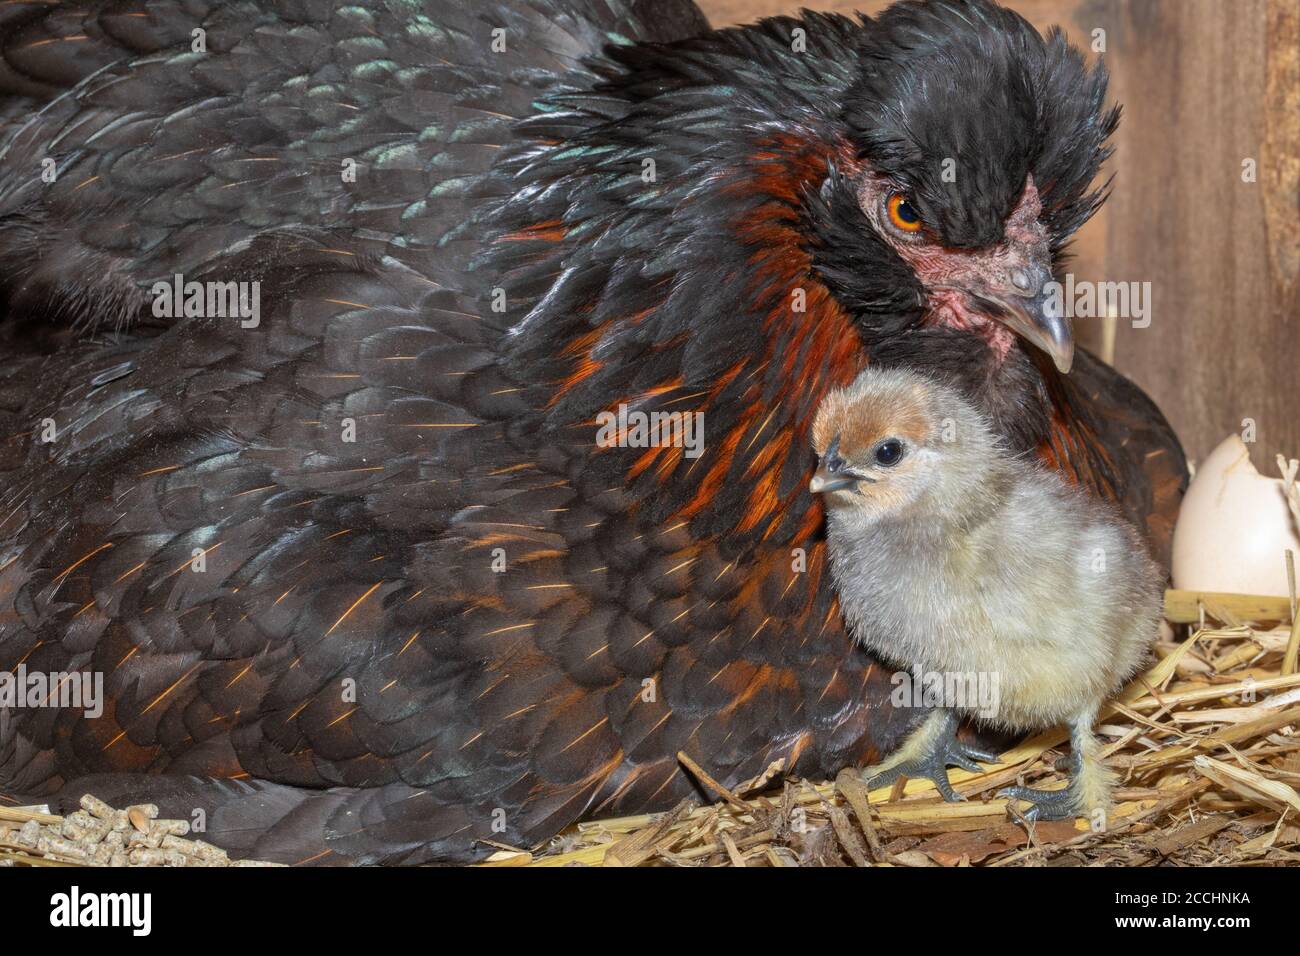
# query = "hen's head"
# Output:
<box><xmin>816</xmin><ymin>0</ymin><xmax>1117</xmax><ymax>380</ymax></box>
<box><xmin>497</xmin><ymin>0</ymin><xmax>1117</xmax><ymax>545</ymax></box>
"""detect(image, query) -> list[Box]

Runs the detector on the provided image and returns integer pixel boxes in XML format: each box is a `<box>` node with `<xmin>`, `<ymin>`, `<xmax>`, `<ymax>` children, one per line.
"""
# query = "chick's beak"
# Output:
<box><xmin>810</xmin><ymin>464</ymin><xmax>857</xmax><ymax>494</ymax></box>
<box><xmin>972</xmin><ymin>260</ymin><xmax>1074</xmax><ymax>374</ymax></box>
<box><xmin>810</xmin><ymin>459</ymin><xmax>873</xmax><ymax>495</ymax></box>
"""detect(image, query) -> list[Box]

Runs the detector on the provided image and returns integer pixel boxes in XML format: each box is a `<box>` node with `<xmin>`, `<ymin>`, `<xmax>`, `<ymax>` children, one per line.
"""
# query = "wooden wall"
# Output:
<box><xmin>699</xmin><ymin>0</ymin><xmax>1300</xmax><ymax>471</ymax></box>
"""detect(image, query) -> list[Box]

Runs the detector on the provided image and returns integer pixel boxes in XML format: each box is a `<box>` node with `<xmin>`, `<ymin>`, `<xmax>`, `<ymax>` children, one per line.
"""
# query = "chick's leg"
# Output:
<box><xmin>861</xmin><ymin>709</ymin><xmax>997</xmax><ymax>802</ymax></box>
<box><xmin>1000</xmin><ymin>708</ymin><xmax>1114</xmax><ymax>822</ymax></box>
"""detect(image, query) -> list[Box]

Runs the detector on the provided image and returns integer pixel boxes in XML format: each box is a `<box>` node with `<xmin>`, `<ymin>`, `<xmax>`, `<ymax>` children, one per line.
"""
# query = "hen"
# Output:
<box><xmin>0</xmin><ymin>0</ymin><xmax>1184</xmax><ymax>863</ymax></box>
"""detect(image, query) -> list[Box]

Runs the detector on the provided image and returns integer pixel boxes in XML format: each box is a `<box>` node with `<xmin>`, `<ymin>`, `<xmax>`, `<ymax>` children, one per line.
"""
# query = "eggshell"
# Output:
<box><xmin>1171</xmin><ymin>435</ymin><xmax>1300</xmax><ymax>597</ymax></box>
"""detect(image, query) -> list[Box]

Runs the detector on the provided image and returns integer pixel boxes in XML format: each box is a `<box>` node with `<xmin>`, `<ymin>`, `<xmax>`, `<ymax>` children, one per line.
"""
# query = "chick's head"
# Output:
<box><xmin>810</xmin><ymin>366</ymin><xmax>997</xmax><ymax>522</ymax></box>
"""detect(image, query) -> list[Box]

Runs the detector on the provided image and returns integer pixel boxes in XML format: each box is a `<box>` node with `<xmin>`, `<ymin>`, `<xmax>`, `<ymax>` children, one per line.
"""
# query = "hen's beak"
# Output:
<box><xmin>971</xmin><ymin>261</ymin><xmax>1073</xmax><ymax>374</ymax></box>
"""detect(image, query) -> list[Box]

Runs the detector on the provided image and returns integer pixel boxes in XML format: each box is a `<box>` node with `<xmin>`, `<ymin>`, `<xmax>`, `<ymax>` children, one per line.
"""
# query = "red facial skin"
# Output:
<box><xmin>858</xmin><ymin>174</ymin><xmax>1049</xmax><ymax>363</ymax></box>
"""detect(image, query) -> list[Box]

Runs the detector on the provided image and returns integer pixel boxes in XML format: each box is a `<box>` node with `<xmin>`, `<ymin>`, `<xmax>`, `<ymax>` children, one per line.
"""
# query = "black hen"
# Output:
<box><xmin>0</xmin><ymin>0</ymin><xmax>1184</xmax><ymax>863</ymax></box>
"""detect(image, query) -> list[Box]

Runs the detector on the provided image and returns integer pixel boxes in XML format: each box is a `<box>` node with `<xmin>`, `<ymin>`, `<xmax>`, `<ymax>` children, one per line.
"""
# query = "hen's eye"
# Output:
<box><xmin>886</xmin><ymin>193</ymin><xmax>923</xmax><ymax>233</ymax></box>
<box><xmin>874</xmin><ymin>439</ymin><xmax>905</xmax><ymax>467</ymax></box>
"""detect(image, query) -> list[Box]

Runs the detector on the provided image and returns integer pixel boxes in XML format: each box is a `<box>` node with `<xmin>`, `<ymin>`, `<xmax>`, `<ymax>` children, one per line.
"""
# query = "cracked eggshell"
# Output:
<box><xmin>1171</xmin><ymin>435</ymin><xmax>1300</xmax><ymax>597</ymax></box>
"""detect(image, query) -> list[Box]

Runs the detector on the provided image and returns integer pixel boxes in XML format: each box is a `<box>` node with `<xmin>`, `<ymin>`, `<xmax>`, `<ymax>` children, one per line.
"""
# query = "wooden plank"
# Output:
<box><xmin>1097</xmin><ymin>0</ymin><xmax>1299</xmax><ymax>469</ymax></box>
<box><xmin>1163</xmin><ymin>587</ymin><xmax>1295</xmax><ymax>624</ymax></box>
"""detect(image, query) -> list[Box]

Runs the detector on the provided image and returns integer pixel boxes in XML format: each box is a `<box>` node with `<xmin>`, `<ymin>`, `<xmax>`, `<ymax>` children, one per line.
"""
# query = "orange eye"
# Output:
<box><xmin>887</xmin><ymin>193</ymin><xmax>923</xmax><ymax>233</ymax></box>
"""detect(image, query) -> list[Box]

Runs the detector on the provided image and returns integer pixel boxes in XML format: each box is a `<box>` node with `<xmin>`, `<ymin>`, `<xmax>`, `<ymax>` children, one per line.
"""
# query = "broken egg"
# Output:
<box><xmin>1171</xmin><ymin>435</ymin><xmax>1300</xmax><ymax>597</ymax></box>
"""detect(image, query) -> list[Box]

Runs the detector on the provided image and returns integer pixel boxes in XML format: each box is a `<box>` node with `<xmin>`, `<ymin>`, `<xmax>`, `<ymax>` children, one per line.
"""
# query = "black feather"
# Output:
<box><xmin>0</xmin><ymin>0</ymin><xmax>1182</xmax><ymax>866</ymax></box>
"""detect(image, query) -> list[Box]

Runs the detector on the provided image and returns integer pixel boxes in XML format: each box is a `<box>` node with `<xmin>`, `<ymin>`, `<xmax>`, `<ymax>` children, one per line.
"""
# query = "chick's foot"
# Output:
<box><xmin>1001</xmin><ymin>724</ymin><xmax>1110</xmax><ymax>822</ymax></box>
<box><xmin>861</xmin><ymin>710</ymin><xmax>997</xmax><ymax>803</ymax></box>
<box><xmin>998</xmin><ymin>783</ymin><xmax>1080</xmax><ymax>821</ymax></box>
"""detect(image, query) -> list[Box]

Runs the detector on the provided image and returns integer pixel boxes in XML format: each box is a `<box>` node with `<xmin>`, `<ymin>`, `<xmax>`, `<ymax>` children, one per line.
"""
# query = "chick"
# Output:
<box><xmin>811</xmin><ymin>366</ymin><xmax>1162</xmax><ymax>821</ymax></box>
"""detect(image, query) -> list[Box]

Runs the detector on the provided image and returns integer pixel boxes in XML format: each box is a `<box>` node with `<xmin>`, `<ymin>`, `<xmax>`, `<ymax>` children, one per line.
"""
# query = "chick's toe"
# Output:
<box><xmin>999</xmin><ymin>783</ymin><xmax>1081</xmax><ymax>821</ymax></box>
<box><xmin>861</xmin><ymin>710</ymin><xmax>998</xmax><ymax>802</ymax></box>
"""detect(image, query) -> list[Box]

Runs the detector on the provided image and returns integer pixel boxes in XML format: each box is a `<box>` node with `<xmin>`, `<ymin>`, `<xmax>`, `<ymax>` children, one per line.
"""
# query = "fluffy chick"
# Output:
<box><xmin>811</xmin><ymin>366</ymin><xmax>1162</xmax><ymax>821</ymax></box>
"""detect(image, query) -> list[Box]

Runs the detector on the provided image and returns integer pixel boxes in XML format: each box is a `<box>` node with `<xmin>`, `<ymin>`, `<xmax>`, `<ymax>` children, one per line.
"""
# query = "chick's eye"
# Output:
<box><xmin>874</xmin><ymin>439</ymin><xmax>904</xmax><ymax>467</ymax></box>
<box><xmin>886</xmin><ymin>193</ymin><xmax>923</xmax><ymax>233</ymax></box>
